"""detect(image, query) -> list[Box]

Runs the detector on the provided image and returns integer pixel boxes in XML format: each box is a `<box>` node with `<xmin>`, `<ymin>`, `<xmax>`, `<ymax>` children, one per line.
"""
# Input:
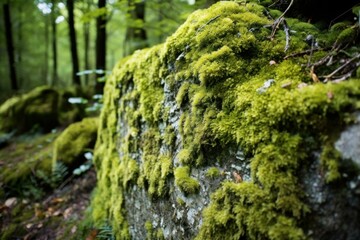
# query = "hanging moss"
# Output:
<box><xmin>91</xmin><ymin>1</ymin><xmax>360</xmax><ymax>239</ymax></box>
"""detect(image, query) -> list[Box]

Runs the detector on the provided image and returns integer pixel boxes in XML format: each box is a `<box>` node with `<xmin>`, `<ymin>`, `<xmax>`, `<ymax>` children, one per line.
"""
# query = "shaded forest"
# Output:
<box><xmin>0</xmin><ymin>0</ymin><xmax>217</xmax><ymax>98</ymax></box>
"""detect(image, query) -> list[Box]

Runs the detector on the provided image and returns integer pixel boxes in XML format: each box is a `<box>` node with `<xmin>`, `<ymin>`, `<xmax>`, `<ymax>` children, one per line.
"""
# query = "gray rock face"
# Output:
<box><xmin>336</xmin><ymin>113</ymin><xmax>360</xmax><ymax>168</ymax></box>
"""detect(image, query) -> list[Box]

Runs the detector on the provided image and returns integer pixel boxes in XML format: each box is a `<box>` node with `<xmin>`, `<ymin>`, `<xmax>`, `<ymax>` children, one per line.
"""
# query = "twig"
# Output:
<box><xmin>284</xmin><ymin>48</ymin><xmax>325</xmax><ymax>59</ymax></box>
<box><xmin>332</xmin><ymin>71</ymin><xmax>355</xmax><ymax>83</ymax></box>
<box><xmin>283</xmin><ymin>19</ymin><xmax>290</xmax><ymax>52</ymax></box>
<box><xmin>196</xmin><ymin>15</ymin><xmax>221</xmax><ymax>35</ymax></box>
<box><xmin>324</xmin><ymin>53</ymin><xmax>360</xmax><ymax>81</ymax></box>
<box><xmin>270</xmin><ymin>0</ymin><xmax>294</xmax><ymax>38</ymax></box>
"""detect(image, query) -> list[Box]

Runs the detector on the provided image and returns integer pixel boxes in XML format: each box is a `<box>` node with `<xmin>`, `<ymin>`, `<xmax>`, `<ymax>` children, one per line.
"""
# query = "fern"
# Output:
<box><xmin>96</xmin><ymin>222</ymin><xmax>115</xmax><ymax>240</ymax></box>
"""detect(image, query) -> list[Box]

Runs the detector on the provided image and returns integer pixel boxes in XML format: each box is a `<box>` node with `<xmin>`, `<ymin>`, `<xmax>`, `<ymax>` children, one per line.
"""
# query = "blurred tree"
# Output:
<box><xmin>3</xmin><ymin>2</ymin><xmax>18</xmax><ymax>90</ymax></box>
<box><xmin>95</xmin><ymin>0</ymin><xmax>106</xmax><ymax>93</ymax></box>
<box><xmin>66</xmin><ymin>0</ymin><xmax>81</xmax><ymax>86</ymax></box>
<box><xmin>124</xmin><ymin>0</ymin><xmax>148</xmax><ymax>56</ymax></box>
<box><xmin>51</xmin><ymin>0</ymin><xmax>58</xmax><ymax>86</ymax></box>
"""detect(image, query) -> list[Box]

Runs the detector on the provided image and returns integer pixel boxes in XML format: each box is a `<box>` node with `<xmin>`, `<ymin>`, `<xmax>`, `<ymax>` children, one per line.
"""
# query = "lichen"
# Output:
<box><xmin>91</xmin><ymin>1</ymin><xmax>360</xmax><ymax>239</ymax></box>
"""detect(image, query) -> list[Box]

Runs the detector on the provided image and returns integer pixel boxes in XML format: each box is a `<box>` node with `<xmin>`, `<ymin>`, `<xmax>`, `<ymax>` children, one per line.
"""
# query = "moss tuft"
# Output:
<box><xmin>174</xmin><ymin>166</ymin><xmax>200</xmax><ymax>194</ymax></box>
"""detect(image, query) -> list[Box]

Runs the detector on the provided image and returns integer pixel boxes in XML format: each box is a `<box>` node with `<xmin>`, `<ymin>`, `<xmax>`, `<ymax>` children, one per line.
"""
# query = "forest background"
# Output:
<box><xmin>0</xmin><ymin>0</ymin><xmax>218</xmax><ymax>100</ymax></box>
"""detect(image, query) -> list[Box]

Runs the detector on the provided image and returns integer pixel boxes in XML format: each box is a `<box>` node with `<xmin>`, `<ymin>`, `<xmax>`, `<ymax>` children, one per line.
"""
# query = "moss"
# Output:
<box><xmin>206</xmin><ymin>167</ymin><xmax>220</xmax><ymax>179</ymax></box>
<box><xmin>174</xmin><ymin>166</ymin><xmax>200</xmax><ymax>194</ymax></box>
<box><xmin>53</xmin><ymin>117</ymin><xmax>98</xmax><ymax>170</ymax></box>
<box><xmin>145</xmin><ymin>221</ymin><xmax>165</xmax><ymax>240</ymax></box>
<box><xmin>320</xmin><ymin>143</ymin><xmax>342</xmax><ymax>183</ymax></box>
<box><xmin>0</xmin><ymin>86</ymin><xmax>59</xmax><ymax>133</ymax></box>
<box><xmin>91</xmin><ymin>1</ymin><xmax>360</xmax><ymax>239</ymax></box>
<box><xmin>0</xmin><ymin>132</ymin><xmax>59</xmax><ymax>196</ymax></box>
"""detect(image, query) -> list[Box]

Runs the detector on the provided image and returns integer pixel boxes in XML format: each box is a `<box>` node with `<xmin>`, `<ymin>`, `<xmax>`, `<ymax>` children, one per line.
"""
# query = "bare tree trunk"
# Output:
<box><xmin>17</xmin><ymin>3</ymin><xmax>23</xmax><ymax>86</ymax></box>
<box><xmin>83</xmin><ymin>0</ymin><xmax>91</xmax><ymax>85</ymax></box>
<box><xmin>44</xmin><ymin>13</ymin><xmax>49</xmax><ymax>85</ymax></box>
<box><xmin>124</xmin><ymin>0</ymin><xmax>148</xmax><ymax>56</ymax></box>
<box><xmin>3</xmin><ymin>3</ymin><xmax>18</xmax><ymax>90</ymax></box>
<box><xmin>51</xmin><ymin>0</ymin><xmax>58</xmax><ymax>86</ymax></box>
<box><xmin>67</xmin><ymin>0</ymin><xmax>81</xmax><ymax>86</ymax></box>
<box><xmin>95</xmin><ymin>0</ymin><xmax>106</xmax><ymax>93</ymax></box>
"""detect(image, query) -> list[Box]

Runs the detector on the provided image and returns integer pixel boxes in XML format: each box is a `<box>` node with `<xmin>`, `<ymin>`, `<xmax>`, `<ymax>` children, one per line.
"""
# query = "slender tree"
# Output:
<box><xmin>124</xmin><ymin>0</ymin><xmax>148</xmax><ymax>56</ymax></box>
<box><xmin>95</xmin><ymin>0</ymin><xmax>106</xmax><ymax>93</ymax></box>
<box><xmin>67</xmin><ymin>0</ymin><xmax>81</xmax><ymax>86</ymax></box>
<box><xmin>51</xmin><ymin>0</ymin><xmax>58</xmax><ymax>86</ymax></box>
<box><xmin>3</xmin><ymin>3</ymin><xmax>18</xmax><ymax>90</ymax></box>
<box><xmin>83</xmin><ymin>0</ymin><xmax>92</xmax><ymax>85</ymax></box>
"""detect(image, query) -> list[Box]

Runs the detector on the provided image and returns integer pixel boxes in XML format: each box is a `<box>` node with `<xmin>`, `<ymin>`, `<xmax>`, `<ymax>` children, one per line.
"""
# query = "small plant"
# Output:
<box><xmin>96</xmin><ymin>222</ymin><xmax>115</xmax><ymax>240</ymax></box>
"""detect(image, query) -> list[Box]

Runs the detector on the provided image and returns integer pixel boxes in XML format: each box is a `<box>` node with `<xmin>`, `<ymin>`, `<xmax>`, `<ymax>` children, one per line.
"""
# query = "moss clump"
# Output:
<box><xmin>53</xmin><ymin>117</ymin><xmax>98</xmax><ymax>170</ymax></box>
<box><xmin>92</xmin><ymin>1</ymin><xmax>360</xmax><ymax>239</ymax></box>
<box><xmin>174</xmin><ymin>166</ymin><xmax>200</xmax><ymax>194</ymax></box>
<box><xmin>205</xmin><ymin>167</ymin><xmax>220</xmax><ymax>179</ymax></box>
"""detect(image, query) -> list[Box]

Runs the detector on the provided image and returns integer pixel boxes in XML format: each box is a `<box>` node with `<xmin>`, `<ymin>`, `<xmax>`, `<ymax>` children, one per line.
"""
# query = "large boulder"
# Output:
<box><xmin>92</xmin><ymin>2</ymin><xmax>360</xmax><ymax>239</ymax></box>
<box><xmin>0</xmin><ymin>86</ymin><xmax>84</xmax><ymax>134</ymax></box>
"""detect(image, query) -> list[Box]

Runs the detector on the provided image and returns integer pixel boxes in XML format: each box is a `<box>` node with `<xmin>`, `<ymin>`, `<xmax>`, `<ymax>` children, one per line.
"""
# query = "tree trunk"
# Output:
<box><xmin>124</xmin><ymin>0</ymin><xmax>148</xmax><ymax>56</ymax></box>
<box><xmin>44</xmin><ymin>13</ymin><xmax>49</xmax><ymax>85</ymax></box>
<box><xmin>3</xmin><ymin>3</ymin><xmax>18</xmax><ymax>90</ymax></box>
<box><xmin>51</xmin><ymin>0</ymin><xmax>58</xmax><ymax>86</ymax></box>
<box><xmin>95</xmin><ymin>0</ymin><xmax>106</xmax><ymax>93</ymax></box>
<box><xmin>67</xmin><ymin>0</ymin><xmax>81</xmax><ymax>86</ymax></box>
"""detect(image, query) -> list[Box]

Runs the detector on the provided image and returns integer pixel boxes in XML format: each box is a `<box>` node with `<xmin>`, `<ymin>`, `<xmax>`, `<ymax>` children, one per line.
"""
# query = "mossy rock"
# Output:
<box><xmin>91</xmin><ymin>1</ymin><xmax>360</xmax><ymax>239</ymax></box>
<box><xmin>0</xmin><ymin>86</ymin><xmax>84</xmax><ymax>134</ymax></box>
<box><xmin>0</xmin><ymin>86</ymin><xmax>59</xmax><ymax>133</ymax></box>
<box><xmin>53</xmin><ymin>117</ymin><xmax>98</xmax><ymax>170</ymax></box>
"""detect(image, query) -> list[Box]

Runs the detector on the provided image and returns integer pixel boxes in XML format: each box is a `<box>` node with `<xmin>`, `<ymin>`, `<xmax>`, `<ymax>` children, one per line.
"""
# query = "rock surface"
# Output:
<box><xmin>91</xmin><ymin>2</ymin><xmax>360</xmax><ymax>239</ymax></box>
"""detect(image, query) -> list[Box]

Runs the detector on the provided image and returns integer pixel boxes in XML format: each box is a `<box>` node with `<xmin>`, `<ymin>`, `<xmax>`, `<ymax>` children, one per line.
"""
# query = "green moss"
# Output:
<box><xmin>174</xmin><ymin>166</ymin><xmax>200</xmax><ymax>194</ymax></box>
<box><xmin>91</xmin><ymin>1</ymin><xmax>360</xmax><ymax>239</ymax></box>
<box><xmin>145</xmin><ymin>221</ymin><xmax>165</xmax><ymax>240</ymax></box>
<box><xmin>53</xmin><ymin>117</ymin><xmax>98</xmax><ymax>169</ymax></box>
<box><xmin>206</xmin><ymin>167</ymin><xmax>220</xmax><ymax>179</ymax></box>
<box><xmin>320</xmin><ymin>143</ymin><xmax>341</xmax><ymax>183</ymax></box>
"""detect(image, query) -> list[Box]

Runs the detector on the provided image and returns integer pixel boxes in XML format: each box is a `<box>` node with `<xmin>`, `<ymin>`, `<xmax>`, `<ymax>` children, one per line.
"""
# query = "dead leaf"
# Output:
<box><xmin>26</xmin><ymin>223</ymin><xmax>33</xmax><ymax>229</ymax></box>
<box><xmin>51</xmin><ymin>197</ymin><xmax>65</xmax><ymax>204</ymax></box>
<box><xmin>64</xmin><ymin>207</ymin><xmax>73</xmax><ymax>219</ymax></box>
<box><xmin>86</xmin><ymin>229</ymin><xmax>99</xmax><ymax>240</ymax></box>
<box><xmin>298</xmin><ymin>82</ymin><xmax>308</xmax><ymax>89</ymax></box>
<box><xmin>53</xmin><ymin>210</ymin><xmax>62</xmax><ymax>216</ymax></box>
<box><xmin>232</xmin><ymin>171</ymin><xmax>242</xmax><ymax>183</ymax></box>
<box><xmin>269</xmin><ymin>60</ymin><xmax>277</xmax><ymax>66</ymax></box>
<box><xmin>5</xmin><ymin>197</ymin><xmax>17</xmax><ymax>208</ymax></box>
<box><xmin>327</xmin><ymin>91</ymin><xmax>334</xmax><ymax>100</ymax></box>
<box><xmin>310</xmin><ymin>66</ymin><xmax>320</xmax><ymax>83</ymax></box>
<box><xmin>281</xmin><ymin>82</ymin><xmax>292</xmax><ymax>89</ymax></box>
<box><xmin>37</xmin><ymin>223</ymin><xmax>43</xmax><ymax>229</ymax></box>
<box><xmin>71</xmin><ymin>226</ymin><xmax>77</xmax><ymax>234</ymax></box>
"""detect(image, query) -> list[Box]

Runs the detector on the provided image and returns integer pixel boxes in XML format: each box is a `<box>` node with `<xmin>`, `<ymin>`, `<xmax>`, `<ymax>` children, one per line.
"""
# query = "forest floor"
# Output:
<box><xmin>0</xmin><ymin>131</ymin><xmax>97</xmax><ymax>240</ymax></box>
